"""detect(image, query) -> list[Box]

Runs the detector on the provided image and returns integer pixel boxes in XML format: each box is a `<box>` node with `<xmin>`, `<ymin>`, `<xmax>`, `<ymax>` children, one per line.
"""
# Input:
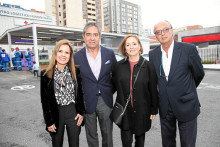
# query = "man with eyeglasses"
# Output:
<box><xmin>149</xmin><ymin>20</ymin><xmax>204</xmax><ymax>147</ymax></box>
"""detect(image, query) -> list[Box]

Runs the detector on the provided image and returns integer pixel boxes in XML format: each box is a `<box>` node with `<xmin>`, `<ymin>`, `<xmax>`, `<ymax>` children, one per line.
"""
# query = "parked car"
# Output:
<box><xmin>115</xmin><ymin>54</ymin><xmax>124</xmax><ymax>61</ymax></box>
<box><xmin>142</xmin><ymin>54</ymin><xmax>149</xmax><ymax>61</ymax></box>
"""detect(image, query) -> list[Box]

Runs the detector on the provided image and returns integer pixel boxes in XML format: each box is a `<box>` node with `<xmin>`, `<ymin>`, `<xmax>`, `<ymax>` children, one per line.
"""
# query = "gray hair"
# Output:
<box><xmin>82</xmin><ymin>22</ymin><xmax>101</xmax><ymax>35</ymax></box>
<box><xmin>154</xmin><ymin>20</ymin><xmax>173</xmax><ymax>32</ymax></box>
<box><xmin>164</xmin><ymin>20</ymin><xmax>173</xmax><ymax>29</ymax></box>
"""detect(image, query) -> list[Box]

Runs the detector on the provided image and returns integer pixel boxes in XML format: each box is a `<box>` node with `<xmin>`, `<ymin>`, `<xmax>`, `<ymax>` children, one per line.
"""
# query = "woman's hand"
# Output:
<box><xmin>75</xmin><ymin>114</ymin><xmax>84</xmax><ymax>126</ymax></box>
<box><xmin>48</xmin><ymin>124</ymin><xmax>56</xmax><ymax>132</ymax></box>
<box><xmin>150</xmin><ymin>115</ymin><xmax>156</xmax><ymax>120</ymax></box>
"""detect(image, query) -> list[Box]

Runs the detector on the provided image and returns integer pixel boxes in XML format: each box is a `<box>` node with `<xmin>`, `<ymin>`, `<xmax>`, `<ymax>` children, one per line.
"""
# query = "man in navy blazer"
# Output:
<box><xmin>74</xmin><ymin>22</ymin><xmax>117</xmax><ymax>147</ymax></box>
<box><xmin>149</xmin><ymin>21</ymin><xmax>204</xmax><ymax>147</ymax></box>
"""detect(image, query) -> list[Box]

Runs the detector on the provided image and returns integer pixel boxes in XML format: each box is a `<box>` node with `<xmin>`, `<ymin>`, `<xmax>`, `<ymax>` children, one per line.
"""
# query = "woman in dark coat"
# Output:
<box><xmin>112</xmin><ymin>34</ymin><xmax>158</xmax><ymax>147</ymax></box>
<box><xmin>40</xmin><ymin>39</ymin><xmax>85</xmax><ymax>147</ymax></box>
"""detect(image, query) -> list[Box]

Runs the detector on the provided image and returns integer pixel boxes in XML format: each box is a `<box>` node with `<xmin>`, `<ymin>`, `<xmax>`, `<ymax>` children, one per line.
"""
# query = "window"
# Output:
<box><xmin>127</xmin><ymin>5</ymin><xmax>132</xmax><ymax>9</ymax></box>
<box><xmin>128</xmin><ymin>13</ymin><xmax>132</xmax><ymax>17</ymax></box>
<box><xmin>128</xmin><ymin>9</ymin><xmax>132</xmax><ymax>13</ymax></box>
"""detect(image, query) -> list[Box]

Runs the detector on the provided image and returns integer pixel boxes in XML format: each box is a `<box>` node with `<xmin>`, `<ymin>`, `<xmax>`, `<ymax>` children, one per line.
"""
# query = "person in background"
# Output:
<box><xmin>40</xmin><ymin>39</ymin><xmax>85</xmax><ymax>147</ymax></box>
<box><xmin>149</xmin><ymin>20</ymin><xmax>205</xmax><ymax>147</ymax></box>
<box><xmin>32</xmin><ymin>61</ymin><xmax>39</xmax><ymax>77</ymax></box>
<box><xmin>25</xmin><ymin>48</ymin><xmax>33</xmax><ymax>70</ymax></box>
<box><xmin>112</xmin><ymin>34</ymin><xmax>158</xmax><ymax>147</ymax></box>
<box><xmin>10</xmin><ymin>48</ymin><xmax>16</xmax><ymax>70</ymax></box>
<box><xmin>0</xmin><ymin>47</ymin><xmax>3</xmax><ymax>71</ymax></box>
<box><xmin>14</xmin><ymin>47</ymin><xmax>22</xmax><ymax>71</ymax></box>
<box><xmin>74</xmin><ymin>22</ymin><xmax>117</xmax><ymax>147</ymax></box>
<box><xmin>1</xmin><ymin>49</ymin><xmax>10</xmax><ymax>72</ymax></box>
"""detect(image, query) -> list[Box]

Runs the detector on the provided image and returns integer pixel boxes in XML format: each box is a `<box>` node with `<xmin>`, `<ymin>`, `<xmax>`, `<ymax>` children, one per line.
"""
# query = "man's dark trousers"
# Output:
<box><xmin>160</xmin><ymin>106</ymin><xmax>197</xmax><ymax>147</ymax></box>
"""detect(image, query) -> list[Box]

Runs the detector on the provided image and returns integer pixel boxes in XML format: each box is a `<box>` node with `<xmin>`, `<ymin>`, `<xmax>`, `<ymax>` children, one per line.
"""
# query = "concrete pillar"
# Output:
<box><xmin>7</xmin><ymin>33</ymin><xmax>13</xmax><ymax>67</ymax></box>
<box><xmin>32</xmin><ymin>24</ymin><xmax>39</xmax><ymax>66</ymax></box>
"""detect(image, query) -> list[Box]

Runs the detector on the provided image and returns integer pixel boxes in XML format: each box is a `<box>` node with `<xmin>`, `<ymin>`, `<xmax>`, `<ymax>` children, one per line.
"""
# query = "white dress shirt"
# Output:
<box><xmin>161</xmin><ymin>40</ymin><xmax>174</xmax><ymax>81</ymax></box>
<box><xmin>86</xmin><ymin>47</ymin><xmax>102</xmax><ymax>80</ymax></box>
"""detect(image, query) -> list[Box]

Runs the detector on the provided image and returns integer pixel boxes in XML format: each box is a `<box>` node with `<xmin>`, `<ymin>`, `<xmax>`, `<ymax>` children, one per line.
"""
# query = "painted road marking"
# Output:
<box><xmin>11</xmin><ymin>85</ymin><xmax>35</xmax><ymax>90</ymax></box>
<box><xmin>198</xmin><ymin>83</ymin><xmax>220</xmax><ymax>90</ymax></box>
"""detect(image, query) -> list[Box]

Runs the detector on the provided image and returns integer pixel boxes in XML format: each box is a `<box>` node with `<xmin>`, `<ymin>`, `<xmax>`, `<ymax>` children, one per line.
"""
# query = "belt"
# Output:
<box><xmin>96</xmin><ymin>93</ymin><xmax>101</xmax><ymax>96</ymax></box>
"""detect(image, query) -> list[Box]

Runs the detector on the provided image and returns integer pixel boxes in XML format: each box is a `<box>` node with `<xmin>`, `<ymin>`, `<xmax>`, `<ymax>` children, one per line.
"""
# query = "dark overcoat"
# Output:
<box><xmin>40</xmin><ymin>67</ymin><xmax>85</xmax><ymax>133</ymax></box>
<box><xmin>112</xmin><ymin>56</ymin><xmax>158</xmax><ymax>135</ymax></box>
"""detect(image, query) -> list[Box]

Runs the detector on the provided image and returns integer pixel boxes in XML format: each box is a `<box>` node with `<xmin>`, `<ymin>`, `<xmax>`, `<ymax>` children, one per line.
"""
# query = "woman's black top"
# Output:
<box><xmin>40</xmin><ymin>67</ymin><xmax>85</xmax><ymax>132</ymax></box>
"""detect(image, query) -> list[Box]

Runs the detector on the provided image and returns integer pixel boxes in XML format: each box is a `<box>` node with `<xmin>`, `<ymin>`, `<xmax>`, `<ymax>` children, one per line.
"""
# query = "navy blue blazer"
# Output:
<box><xmin>149</xmin><ymin>41</ymin><xmax>205</xmax><ymax>122</ymax></box>
<box><xmin>74</xmin><ymin>46</ymin><xmax>117</xmax><ymax>114</ymax></box>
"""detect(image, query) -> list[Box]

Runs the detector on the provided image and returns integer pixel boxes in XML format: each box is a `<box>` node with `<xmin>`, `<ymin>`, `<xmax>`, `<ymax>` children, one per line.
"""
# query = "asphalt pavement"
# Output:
<box><xmin>0</xmin><ymin>69</ymin><xmax>220</xmax><ymax>147</ymax></box>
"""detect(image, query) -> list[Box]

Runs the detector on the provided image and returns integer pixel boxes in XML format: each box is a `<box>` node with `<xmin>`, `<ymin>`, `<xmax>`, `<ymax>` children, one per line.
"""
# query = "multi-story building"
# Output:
<box><xmin>142</xmin><ymin>27</ymin><xmax>152</xmax><ymax>37</ymax></box>
<box><xmin>45</xmin><ymin>0</ymin><xmax>104</xmax><ymax>30</ymax></box>
<box><xmin>103</xmin><ymin>0</ymin><xmax>142</xmax><ymax>35</ymax></box>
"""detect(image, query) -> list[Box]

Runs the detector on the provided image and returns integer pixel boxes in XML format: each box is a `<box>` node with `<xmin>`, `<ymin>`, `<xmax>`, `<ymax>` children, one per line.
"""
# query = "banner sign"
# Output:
<box><xmin>0</xmin><ymin>7</ymin><xmax>53</xmax><ymax>22</ymax></box>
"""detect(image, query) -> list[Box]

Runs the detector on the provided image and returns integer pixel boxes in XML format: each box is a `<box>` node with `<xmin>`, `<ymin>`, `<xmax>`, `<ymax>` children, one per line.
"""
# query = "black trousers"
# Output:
<box><xmin>121</xmin><ymin>129</ymin><xmax>145</xmax><ymax>147</ymax></box>
<box><xmin>50</xmin><ymin>103</ymin><xmax>81</xmax><ymax>147</ymax></box>
<box><xmin>160</xmin><ymin>108</ymin><xmax>197</xmax><ymax>147</ymax></box>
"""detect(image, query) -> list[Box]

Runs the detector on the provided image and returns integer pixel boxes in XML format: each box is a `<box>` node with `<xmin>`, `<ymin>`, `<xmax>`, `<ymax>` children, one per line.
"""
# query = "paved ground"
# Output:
<box><xmin>0</xmin><ymin>69</ymin><xmax>220</xmax><ymax>147</ymax></box>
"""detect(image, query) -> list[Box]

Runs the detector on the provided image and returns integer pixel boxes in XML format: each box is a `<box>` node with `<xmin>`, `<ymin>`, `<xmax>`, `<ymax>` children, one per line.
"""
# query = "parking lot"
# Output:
<box><xmin>0</xmin><ymin>69</ymin><xmax>220</xmax><ymax>147</ymax></box>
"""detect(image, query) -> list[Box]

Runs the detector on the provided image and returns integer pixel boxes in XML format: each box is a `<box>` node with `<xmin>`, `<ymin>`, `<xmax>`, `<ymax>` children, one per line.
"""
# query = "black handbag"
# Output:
<box><xmin>110</xmin><ymin>102</ymin><xmax>124</xmax><ymax>126</ymax></box>
<box><xmin>110</xmin><ymin>59</ymin><xmax>145</xmax><ymax>126</ymax></box>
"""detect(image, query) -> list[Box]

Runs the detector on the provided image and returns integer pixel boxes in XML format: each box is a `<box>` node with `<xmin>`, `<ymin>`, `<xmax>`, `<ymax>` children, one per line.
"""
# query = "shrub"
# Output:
<box><xmin>202</xmin><ymin>60</ymin><xmax>215</xmax><ymax>64</ymax></box>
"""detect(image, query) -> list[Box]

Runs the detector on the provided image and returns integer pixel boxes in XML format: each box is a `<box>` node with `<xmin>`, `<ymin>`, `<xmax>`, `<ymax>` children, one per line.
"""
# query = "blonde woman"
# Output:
<box><xmin>40</xmin><ymin>39</ymin><xmax>85</xmax><ymax>147</ymax></box>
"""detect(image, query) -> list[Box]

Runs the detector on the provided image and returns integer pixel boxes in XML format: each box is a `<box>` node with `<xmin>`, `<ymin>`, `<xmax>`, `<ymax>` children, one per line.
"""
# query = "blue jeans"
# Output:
<box><xmin>3</xmin><ymin>62</ymin><xmax>10</xmax><ymax>72</ymax></box>
<box><xmin>33</xmin><ymin>70</ymin><xmax>39</xmax><ymax>77</ymax></box>
<box><xmin>12</xmin><ymin>57</ymin><xmax>16</xmax><ymax>69</ymax></box>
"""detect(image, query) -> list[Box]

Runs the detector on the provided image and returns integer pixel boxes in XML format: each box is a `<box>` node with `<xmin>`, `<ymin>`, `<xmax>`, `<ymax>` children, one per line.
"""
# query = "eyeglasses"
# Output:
<box><xmin>154</xmin><ymin>27</ymin><xmax>172</xmax><ymax>35</ymax></box>
<box><xmin>160</xmin><ymin>54</ymin><xmax>167</xmax><ymax>78</ymax></box>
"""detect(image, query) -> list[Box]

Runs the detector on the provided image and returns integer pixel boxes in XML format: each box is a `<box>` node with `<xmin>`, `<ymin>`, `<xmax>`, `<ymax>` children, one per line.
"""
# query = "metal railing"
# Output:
<box><xmin>198</xmin><ymin>45</ymin><xmax>220</xmax><ymax>64</ymax></box>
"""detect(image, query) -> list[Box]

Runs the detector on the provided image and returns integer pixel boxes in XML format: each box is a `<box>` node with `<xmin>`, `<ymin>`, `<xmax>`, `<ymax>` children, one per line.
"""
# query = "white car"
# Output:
<box><xmin>115</xmin><ymin>54</ymin><xmax>123</xmax><ymax>61</ymax></box>
<box><xmin>142</xmin><ymin>54</ymin><xmax>149</xmax><ymax>61</ymax></box>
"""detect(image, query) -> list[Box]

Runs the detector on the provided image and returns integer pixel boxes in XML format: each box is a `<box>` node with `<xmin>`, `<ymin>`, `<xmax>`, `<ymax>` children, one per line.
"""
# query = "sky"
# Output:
<box><xmin>0</xmin><ymin>0</ymin><xmax>220</xmax><ymax>30</ymax></box>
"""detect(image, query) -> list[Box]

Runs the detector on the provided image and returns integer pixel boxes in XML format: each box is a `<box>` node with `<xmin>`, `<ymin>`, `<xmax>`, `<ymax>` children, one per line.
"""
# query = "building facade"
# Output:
<box><xmin>0</xmin><ymin>3</ymin><xmax>56</xmax><ymax>35</ymax></box>
<box><xmin>103</xmin><ymin>0</ymin><xmax>142</xmax><ymax>35</ymax></box>
<box><xmin>178</xmin><ymin>26</ymin><xmax>220</xmax><ymax>63</ymax></box>
<box><xmin>45</xmin><ymin>0</ymin><xmax>104</xmax><ymax>30</ymax></box>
